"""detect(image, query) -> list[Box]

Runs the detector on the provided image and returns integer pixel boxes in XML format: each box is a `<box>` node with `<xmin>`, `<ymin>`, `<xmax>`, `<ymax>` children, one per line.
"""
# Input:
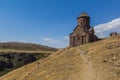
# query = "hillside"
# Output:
<box><xmin>0</xmin><ymin>42</ymin><xmax>57</xmax><ymax>53</ymax></box>
<box><xmin>0</xmin><ymin>42</ymin><xmax>57</xmax><ymax>77</ymax></box>
<box><xmin>0</xmin><ymin>35</ymin><xmax>120</xmax><ymax>80</ymax></box>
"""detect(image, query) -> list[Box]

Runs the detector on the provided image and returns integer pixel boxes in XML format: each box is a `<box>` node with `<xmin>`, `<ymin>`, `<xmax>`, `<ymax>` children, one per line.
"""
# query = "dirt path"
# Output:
<box><xmin>77</xmin><ymin>48</ymin><xmax>96</xmax><ymax>80</ymax></box>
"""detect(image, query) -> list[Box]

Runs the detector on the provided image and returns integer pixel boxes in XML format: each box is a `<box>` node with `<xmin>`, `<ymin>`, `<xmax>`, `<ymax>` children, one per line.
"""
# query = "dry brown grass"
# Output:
<box><xmin>0</xmin><ymin>42</ymin><xmax>57</xmax><ymax>54</ymax></box>
<box><xmin>0</xmin><ymin>49</ymin><xmax>54</xmax><ymax>54</ymax></box>
<box><xmin>0</xmin><ymin>35</ymin><xmax>120</xmax><ymax>80</ymax></box>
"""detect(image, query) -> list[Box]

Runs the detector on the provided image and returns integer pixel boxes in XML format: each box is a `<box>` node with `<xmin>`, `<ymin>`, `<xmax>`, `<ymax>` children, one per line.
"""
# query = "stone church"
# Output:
<box><xmin>70</xmin><ymin>12</ymin><xmax>98</xmax><ymax>47</ymax></box>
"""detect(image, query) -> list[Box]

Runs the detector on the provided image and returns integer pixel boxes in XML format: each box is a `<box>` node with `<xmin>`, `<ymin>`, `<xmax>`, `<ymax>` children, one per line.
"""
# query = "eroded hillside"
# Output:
<box><xmin>0</xmin><ymin>42</ymin><xmax>57</xmax><ymax>77</ymax></box>
<box><xmin>0</xmin><ymin>35</ymin><xmax>120</xmax><ymax>80</ymax></box>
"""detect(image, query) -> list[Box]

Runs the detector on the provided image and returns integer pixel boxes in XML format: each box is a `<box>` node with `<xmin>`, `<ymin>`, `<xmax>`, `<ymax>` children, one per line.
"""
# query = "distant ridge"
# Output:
<box><xmin>0</xmin><ymin>42</ymin><xmax>57</xmax><ymax>53</ymax></box>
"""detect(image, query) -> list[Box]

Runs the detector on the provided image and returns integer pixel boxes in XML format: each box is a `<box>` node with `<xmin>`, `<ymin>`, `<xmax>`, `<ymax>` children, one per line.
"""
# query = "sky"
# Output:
<box><xmin>0</xmin><ymin>0</ymin><xmax>120</xmax><ymax>48</ymax></box>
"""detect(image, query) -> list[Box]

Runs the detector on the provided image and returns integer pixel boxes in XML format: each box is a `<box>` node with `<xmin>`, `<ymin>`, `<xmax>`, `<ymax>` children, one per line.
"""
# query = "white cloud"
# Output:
<box><xmin>43</xmin><ymin>37</ymin><xmax>60</xmax><ymax>43</ymax></box>
<box><xmin>40</xmin><ymin>36</ymin><xmax>69</xmax><ymax>48</ymax></box>
<box><xmin>21</xmin><ymin>40</ymin><xmax>27</xmax><ymax>43</ymax></box>
<box><xmin>94</xmin><ymin>18</ymin><xmax>120</xmax><ymax>38</ymax></box>
<box><xmin>64</xmin><ymin>35</ymin><xmax>69</xmax><ymax>41</ymax></box>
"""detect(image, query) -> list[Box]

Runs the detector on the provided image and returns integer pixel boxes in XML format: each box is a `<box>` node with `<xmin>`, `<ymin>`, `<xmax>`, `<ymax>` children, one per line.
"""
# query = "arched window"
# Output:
<box><xmin>81</xmin><ymin>36</ymin><xmax>84</xmax><ymax>44</ymax></box>
<box><xmin>81</xmin><ymin>22</ymin><xmax>83</xmax><ymax>25</ymax></box>
<box><xmin>78</xmin><ymin>37</ymin><xmax>80</xmax><ymax>40</ymax></box>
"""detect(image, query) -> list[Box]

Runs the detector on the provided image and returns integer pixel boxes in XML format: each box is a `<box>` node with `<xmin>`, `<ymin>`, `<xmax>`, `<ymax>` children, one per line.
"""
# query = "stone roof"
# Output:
<box><xmin>78</xmin><ymin>12</ymin><xmax>90</xmax><ymax>18</ymax></box>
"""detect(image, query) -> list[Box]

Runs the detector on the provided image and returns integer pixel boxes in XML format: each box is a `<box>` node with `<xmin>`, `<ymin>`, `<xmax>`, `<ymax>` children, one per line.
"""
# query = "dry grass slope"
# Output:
<box><xmin>0</xmin><ymin>35</ymin><xmax>120</xmax><ymax>80</ymax></box>
<box><xmin>0</xmin><ymin>42</ymin><xmax>57</xmax><ymax>53</ymax></box>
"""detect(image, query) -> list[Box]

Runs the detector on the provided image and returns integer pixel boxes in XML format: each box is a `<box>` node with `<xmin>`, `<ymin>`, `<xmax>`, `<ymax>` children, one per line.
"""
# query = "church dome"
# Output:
<box><xmin>78</xmin><ymin>12</ymin><xmax>90</xmax><ymax>18</ymax></box>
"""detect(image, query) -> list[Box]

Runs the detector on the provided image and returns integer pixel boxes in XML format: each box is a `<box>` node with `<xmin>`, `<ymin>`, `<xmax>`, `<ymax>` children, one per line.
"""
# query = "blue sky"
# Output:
<box><xmin>0</xmin><ymin>0</ymin><xmax>120</xmax><ymax>48</ymax></box>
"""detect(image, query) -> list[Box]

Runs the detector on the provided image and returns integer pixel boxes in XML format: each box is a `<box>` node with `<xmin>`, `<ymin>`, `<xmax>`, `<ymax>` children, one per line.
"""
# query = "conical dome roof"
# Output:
<box><xmin>78</xmin><ymin>12</ymin><xmax>90</xmax><ymax>18</ymax></box>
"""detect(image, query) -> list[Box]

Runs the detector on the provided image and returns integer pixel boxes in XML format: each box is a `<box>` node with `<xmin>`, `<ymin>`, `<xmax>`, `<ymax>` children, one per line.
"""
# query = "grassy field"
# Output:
<box><xmin>0</xmin><ymin>49</ymin><xmax>55</xmax><ymax>54</ymax></box>
<box><xmin>0</xmin><ymin>35</ymin><xmax>120</xmax><ymax>80</ymax></box>
<box><xmin>0</xmin><ymin>42</ymin><xmax>57</xmax><ymax>53</ymax></box>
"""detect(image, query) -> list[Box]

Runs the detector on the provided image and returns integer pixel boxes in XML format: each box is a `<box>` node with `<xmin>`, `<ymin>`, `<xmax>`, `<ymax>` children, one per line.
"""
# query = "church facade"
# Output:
<box><xmin>69</xmin><ymin>12</ymin><xmax>98</xmax><ymax>47</ymax></box>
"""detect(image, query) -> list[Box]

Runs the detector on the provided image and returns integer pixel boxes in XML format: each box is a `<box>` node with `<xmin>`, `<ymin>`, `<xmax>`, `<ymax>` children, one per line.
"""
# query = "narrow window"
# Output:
<box><xmin>81</xmin><ymin>22</ymin><xmax>83</xmax><ymax>25</ymax></box>
<box><xmin>73</xmin><ymin>37</ymin><xmax>75</xmax><ymax>47</ymax></box>
<box><xmin>81</xmin><ymin>36</ymin><xmax>84</xmax><ymax>44</ymax></box>
<box><xmin>78</xmin><ymin>37</ymin><xmax>80</xmax><ymax>41</ymax></box>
